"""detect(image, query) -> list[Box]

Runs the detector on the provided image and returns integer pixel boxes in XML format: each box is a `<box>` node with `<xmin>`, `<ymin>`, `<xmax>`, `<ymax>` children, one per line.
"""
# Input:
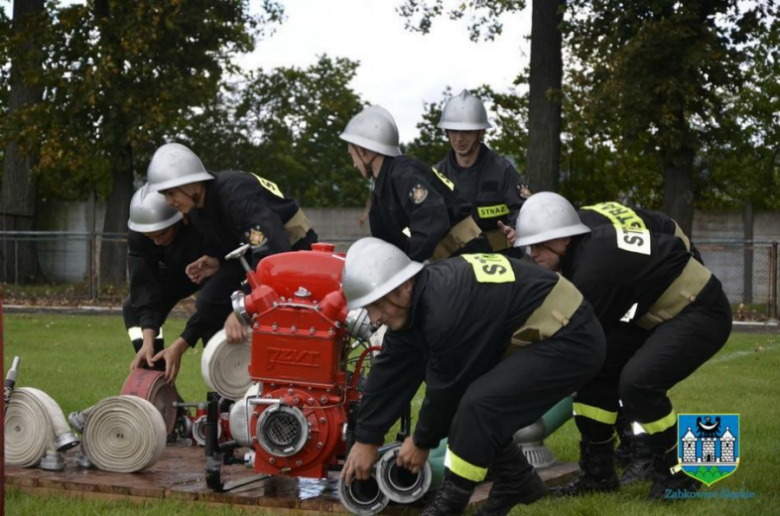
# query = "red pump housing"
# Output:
<box><xmin>239</xmin><ymin>243</ymin><xmax>359</xmax><ymax>478</ymax></box>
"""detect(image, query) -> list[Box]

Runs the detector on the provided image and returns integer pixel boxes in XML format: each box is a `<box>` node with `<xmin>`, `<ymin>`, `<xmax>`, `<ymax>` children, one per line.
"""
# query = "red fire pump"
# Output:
<box><xmin>220</xmin><ymin>242</ymin><xmax>376</xmax><ymax>481</ymax></box>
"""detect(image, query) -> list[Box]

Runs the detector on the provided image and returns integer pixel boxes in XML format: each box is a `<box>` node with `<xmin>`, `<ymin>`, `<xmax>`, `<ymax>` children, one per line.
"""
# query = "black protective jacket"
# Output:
<box><xmin>188</xmin><ymin>171</ymin><xmax>305</xmax><ymax>268</ymax></box>
<box><xmin>435</xmin><ymin>145</ymin><xmax>526</xmax><ymax>233</ymax></box>
<box><xmin>127</xmin><ymin>222</ymin><xmax>207</xmax><ymax>345</ymax></box>
<box><xmin>369</xmin><ymin>155</ymin><xmax>477</xmax><ymax>262</ymax></box>
<box><xmin>355</xmin><ymin>255</ymin><xmax>566</xmax><ymax>448</ymax></box>
<box><xmin>560</xmin><ymin>224</ymin><xmax>692</xmax><ymax>332</ymax></box>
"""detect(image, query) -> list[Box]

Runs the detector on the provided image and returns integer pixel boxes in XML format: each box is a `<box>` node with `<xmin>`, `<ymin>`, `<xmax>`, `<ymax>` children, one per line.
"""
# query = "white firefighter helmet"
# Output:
<box><xmin>339</xmin><ymin>105</ymin><xmax>402</xmax><ymax>157</ymax></box>
<box><xmin>438</xmin><ymin>89</ymin><xmax>491</xmax><ymax>131</ymax></box>
<box><xmin>342</xmin><ymin>237</ymin><xmax>423</xmax><ymax>310</ymax></box>
<box><xmin>127</xmin><ymin>183</ymin><xmax>183</xmax><ymax>232</ymax></box>
<box><xmin>146</xmin><ymin>143</ymin><xmax>214</xmax><ymax>193</ymax></box>
<box><xmin>514</xmin><ymin>192</ymin><xmax>591</xmax><ymax>247</ymax></box>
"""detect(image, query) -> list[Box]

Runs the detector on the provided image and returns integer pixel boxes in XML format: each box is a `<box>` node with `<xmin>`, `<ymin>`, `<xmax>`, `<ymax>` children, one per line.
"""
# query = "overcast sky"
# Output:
<box><xmin>239</xmin><ymin>0</ymin><xmax>532</xmax><ymax>141</ymax></box>
<box><xmin>3</xmin><ymin>0</ymin><xmax>532</xmax><ymax>142</ymax></box>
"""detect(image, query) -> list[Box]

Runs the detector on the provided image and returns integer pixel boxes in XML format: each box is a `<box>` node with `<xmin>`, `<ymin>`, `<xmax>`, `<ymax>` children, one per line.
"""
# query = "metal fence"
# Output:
<box><xmin>0</xmin><ymin>232</ymin><xmax>778</xmax><ymax>314</ymax></box>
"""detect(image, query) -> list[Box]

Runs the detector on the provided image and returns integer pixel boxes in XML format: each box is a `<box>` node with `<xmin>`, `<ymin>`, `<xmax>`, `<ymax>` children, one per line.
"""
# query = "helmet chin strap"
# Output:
<box><xmin>177</xmin><ymin>185</ymin><xmax>202</xmax><ymax>207</ymax></box>
<box><xmin>360</xmin><ymin>152</ymin><xmax>379</xmax><ymax>177</ymax></box>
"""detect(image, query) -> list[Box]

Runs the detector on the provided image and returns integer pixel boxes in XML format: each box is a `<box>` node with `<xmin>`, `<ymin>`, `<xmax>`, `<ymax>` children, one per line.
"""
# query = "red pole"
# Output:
<box><xmin>1</xmin><ymin>290</ymin><xmax>5</xmax><ymax>516</ymax></box>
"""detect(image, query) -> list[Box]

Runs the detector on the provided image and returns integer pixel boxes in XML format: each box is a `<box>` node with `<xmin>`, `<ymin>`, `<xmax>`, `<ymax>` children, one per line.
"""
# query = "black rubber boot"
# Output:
<box><xmin>648</xmin><ymin>446</ymin><xmax>700</xmax><ymax>500</ymax></box>
<box><xmin>421</xmin><ymin>479</ymin><xmax>474</xmax><ymax>516</ymax></box>
<box><xmin>614</xmin><ymin>410</ymin><xmax>634</xmax><ymax>468</ymax></box>
<box><xmin>474</xmin><ymin>443</ymin><xmax>547</xmax><ymax>516</ymax></box>
<box><xmin>620</xmin><ymin>434</ymin><xmax>654</xmax><ymax>485</ymax></box>
<box><xmin>551</xmin><ymin>437</ymin><xmax>620</xmax><ymax>496</ymax></box>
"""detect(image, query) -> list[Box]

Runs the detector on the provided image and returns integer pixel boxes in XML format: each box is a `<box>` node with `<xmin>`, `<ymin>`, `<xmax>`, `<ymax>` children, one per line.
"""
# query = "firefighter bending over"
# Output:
<box><xmin>339</xmin><ymin>237</ymin><xmax>606</xmax><ymax>516</ymax></box>
<box><xmin>146</xmin><ymin>143</ymin><xmax>318</xmax><ymax>381</ymax></box>
<box><xmin>124</xmin><ymin>184</ymin><xmax>240</xmax><ymax>383</ymax></box>
<box><xmin>515</xmin><ymin>193</ymin><xmax>732</xmax><ymax>499</ymax></box>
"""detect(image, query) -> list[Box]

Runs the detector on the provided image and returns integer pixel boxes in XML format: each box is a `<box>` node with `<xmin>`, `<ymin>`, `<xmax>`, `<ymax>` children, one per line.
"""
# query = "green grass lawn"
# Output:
<box><xmin>3</xmin><ymin>313</ymin><xmax>779</xmax><ymax>515</ymax></box>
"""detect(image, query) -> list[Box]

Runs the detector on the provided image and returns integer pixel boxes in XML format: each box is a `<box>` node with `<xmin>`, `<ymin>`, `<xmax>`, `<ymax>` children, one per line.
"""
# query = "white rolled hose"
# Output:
<box><xmin>5</xmin><ymin>387</ymin><xmax>79</xmax><ymax>468</ymax></box>
<box><xmin>81</xmin><ymin>395</ymin><xmax>166</xmax><ymax>473</ymax></box>
<box><xmin>201</xmin><ymin>329</ymin><xmax>252</xmax><ymax>400</ymax></box>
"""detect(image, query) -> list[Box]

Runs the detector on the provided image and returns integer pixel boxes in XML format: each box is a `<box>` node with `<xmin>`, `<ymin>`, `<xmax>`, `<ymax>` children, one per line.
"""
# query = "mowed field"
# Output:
<box><xmin>3</xmin><ymin>312</ymin><xmax>779</xmax><ymax>515</ymax></box>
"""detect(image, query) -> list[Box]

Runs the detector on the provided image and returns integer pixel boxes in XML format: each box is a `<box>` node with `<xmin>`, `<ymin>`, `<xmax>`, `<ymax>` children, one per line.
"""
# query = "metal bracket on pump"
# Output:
<box><xmin>226</xmin><ymin>243</ymin><xmax>252</xmax><ymax>273</ymax></box>
<box><xmin>205</xmin><ymin>391</ymin><xmax>224</xmax><ymax>492</ymax></box>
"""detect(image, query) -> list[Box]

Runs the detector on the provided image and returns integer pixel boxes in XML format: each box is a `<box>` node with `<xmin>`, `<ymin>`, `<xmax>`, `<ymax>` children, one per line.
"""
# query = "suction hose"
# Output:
<box><xmin>80</xmin><ymin>395</ymin><xmax>167</xmax><ymax>473</ymax></box>
<box><xmin>201</xmin><ymin>329</ymin><xmax>252</xmax><ymax>400</ymax></box>
<box><xmin>4</xmin><ymin>387</ymin><xmax>80</xmax><ymax>470</ymax></box>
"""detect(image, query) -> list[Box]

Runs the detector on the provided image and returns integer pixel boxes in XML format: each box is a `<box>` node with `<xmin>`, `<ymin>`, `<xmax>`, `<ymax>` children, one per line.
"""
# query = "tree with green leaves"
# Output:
<box><xmin>0</xmin><ymin>0</ymin><xmax>45</xmax><ymax>283</ymax></box>
<box><xmin>565</xmin><ymin>0</ymin><xmax>778</xmax><ymax>233</ymax></box>
<box><xmin>183</xmin><ymin>55</ymin><xmax>367</xmax><ymax>207</ymax></box>
<box><xmin>7</xmin><ymin>0</ymin><xmax>282</xmax><ymax>283</ymax></box>
<box><xmin>398</xmin><ymin>0</ymin><xmax>563</xmax><ymax>191</ymax></box>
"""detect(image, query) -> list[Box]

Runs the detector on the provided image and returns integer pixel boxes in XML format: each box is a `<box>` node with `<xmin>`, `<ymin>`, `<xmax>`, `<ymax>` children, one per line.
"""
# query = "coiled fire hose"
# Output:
<box><xmin>201</xmin><ymin>329</ymin><xmax>252</xmax><ymax>400</ymax></box>
<box><xmin>119</xmin><ymin>368</ymin><xmax>178</xmax><ymax>437</ymax></box>
<box><xmin>78</xmin><ymin>395</ymin><xmax>167</xmax><ymax>473</ymax></box>
<box><xmin>4</xmin><ymin>387</ymin><xmax>80</xmax><ymax>469</ymax></box>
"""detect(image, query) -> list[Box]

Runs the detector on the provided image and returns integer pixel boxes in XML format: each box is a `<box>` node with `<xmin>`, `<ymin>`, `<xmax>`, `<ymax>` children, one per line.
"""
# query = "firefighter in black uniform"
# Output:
<box><xmin>515</xmin><ymin>192</ymin><xmax>732</xmax><ymax>499</ymax></box>
<box><xmin>146</xmin><ymin>143</ymin><xmax>318</xmax><ymax>372</ymax></box>
<box><xmin>124</xmin><ymin>184</ymin><xmax>241</xmax><ymax>382</ymax></box>
<box><xmin>579</xmin><ymin>200</ymin><xmax>705</xmax><ymax>484</ymax></box>
<box><xmin>339</xmin><ymin>237</ymin><xmax>607</xmax><ymax>516</ymax></box>
<box><xmin>339</xmin><ymin>105</ymin><xmax>490</xmax><ymax>262</ymax></box>
<box><xmin>435</xmin><ymin>90</ymin><xmax>529</xmax><ymax>258</ymax></box>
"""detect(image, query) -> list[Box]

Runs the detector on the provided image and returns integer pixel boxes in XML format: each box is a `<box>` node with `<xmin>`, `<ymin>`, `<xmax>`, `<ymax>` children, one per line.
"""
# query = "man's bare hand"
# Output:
<box><xmin>498</xmin><ymin>221</ymin><xmax>516</xmax><ymax>246</ymax></box>
<box><xmin>130</xmin><ymin>344</ymin><xmax>155</xmax><ymax>371</ymax></box>
<box><xmin>224</xmin><ymin>312</ymin><xmax>248</xmax><ymax>343</ymax></box>
<box><xmin>341</xmin><ymin>442</ymin><xmax>379</xmax><ymax>485</ymax></box>
<box><xmin>396</xmin><ymin>436</ymin><xmax>429</xmax><ymax>474</ymax></box>
<box><xmin>186</xmin><ymin>255</ymin><xmax>220</xmax><ymax>284</ymax></box>
<box><xmin>151</xmin><ymin>338</ymin><xmax>189</xmax><ymax>384</ymax></box>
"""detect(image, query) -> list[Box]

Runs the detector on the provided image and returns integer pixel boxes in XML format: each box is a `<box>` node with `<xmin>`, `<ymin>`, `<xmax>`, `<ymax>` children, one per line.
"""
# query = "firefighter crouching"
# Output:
<box><xmin>515</xmin><ymin>193</ymin><xmax>732</xmax><ymax>499</ymax></box>
<box><xmin>124</xmin><ymin>184</ymin><xmax>238</xmax><ymax>380</ymax></box>
<box><xmin>339</xmin><ymin>237</ymin><xmax>606</xmax><ymax>516</ymax></box>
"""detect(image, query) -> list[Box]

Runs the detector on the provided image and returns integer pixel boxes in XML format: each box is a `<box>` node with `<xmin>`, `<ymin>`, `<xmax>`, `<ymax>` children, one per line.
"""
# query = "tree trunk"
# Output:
<box><xmin>661</xmin><ymin>146</ymin><xmax>695</xmax><ymax>236</ymax></box>
<box><xmin>95</xmin><ymin>0</ymin><xmax>131</xmax><ymax>287</ymax></box>
<box><xmin>526</xmin><ymin>0</ymin><xmax>564</xmax><ymax>193</ymax></box>
<box><xmin>99</xmin><ymin>146</ymin><xmax>133</xmax><ymax>286</ymax></box>
<box><xmin>0</xmin><ymin>0</ymin><xmax>46</xmax><ymax>283</ymax></box>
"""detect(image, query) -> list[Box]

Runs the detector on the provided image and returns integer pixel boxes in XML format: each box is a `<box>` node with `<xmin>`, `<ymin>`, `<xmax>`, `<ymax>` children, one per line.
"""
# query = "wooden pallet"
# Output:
<box><xmin>5</xmin><ymin>445</ymin><xmax>579</xmax><ymax>514</ymax></box>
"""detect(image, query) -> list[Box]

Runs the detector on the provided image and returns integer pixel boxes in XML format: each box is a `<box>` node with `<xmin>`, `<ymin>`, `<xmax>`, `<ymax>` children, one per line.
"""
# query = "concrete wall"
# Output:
<box><xmin>26</xmin><ymin>203</ymin><xmax>780</xmax><ymax>303</ymax></box>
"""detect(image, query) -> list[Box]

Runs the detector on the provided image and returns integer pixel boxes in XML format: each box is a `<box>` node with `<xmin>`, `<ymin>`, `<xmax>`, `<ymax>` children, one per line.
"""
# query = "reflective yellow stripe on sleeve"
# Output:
<box><xmin>477</xmin><ymin>204</ymin><xmax>510</xmax><ymax>219</ymax></box>
<box><xmin>444</xmin><ymin>446</ymin><xmax>488</xmax><ymax>482</ymax></box>
<box><xmin>641</xmin><ymin>412</ymin><xmax>677</xmax><ymax>435</ymax></box>
<box><xmin>572</xmin><ymin>402</ymin><xmax>619</xmax><ymax>425</ymax></box>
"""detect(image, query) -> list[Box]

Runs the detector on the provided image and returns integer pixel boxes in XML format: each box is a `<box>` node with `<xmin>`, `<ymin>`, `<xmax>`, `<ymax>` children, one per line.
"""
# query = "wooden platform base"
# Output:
<box><xmin>6</xmin><ymin>445</ymin><xmax>579</xmax><ymax>514</ymax></box>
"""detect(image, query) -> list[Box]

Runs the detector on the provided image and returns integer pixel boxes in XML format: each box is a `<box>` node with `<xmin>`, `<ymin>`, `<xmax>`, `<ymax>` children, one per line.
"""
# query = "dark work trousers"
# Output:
<box><xmin>447</xmin><ymin>302</ymin><xmax>607</xmax><ymax>470</ymax></box>
<box><xmin>574</xmin><ymin>276</ymin><xmax>732</xmax><ymax>452</ymax></box>
<box><xmin>574</xmin><ymin>322</ymin><xmax>648</xmax><ymax>442</ymax></box>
